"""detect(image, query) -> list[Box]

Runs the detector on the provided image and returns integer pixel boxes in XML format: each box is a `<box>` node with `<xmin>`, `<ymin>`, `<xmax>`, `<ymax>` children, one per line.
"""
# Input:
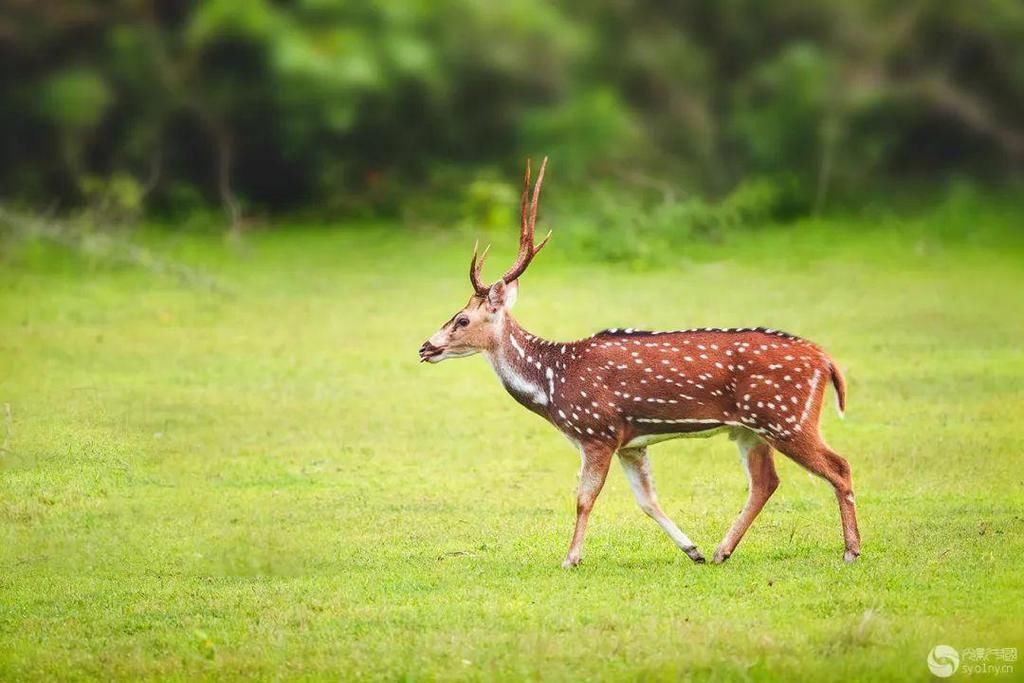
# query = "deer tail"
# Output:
<box><xmin>829</xmin><ymin>361</ymin><xmax>847</xmax><ymax>419</ymax></box>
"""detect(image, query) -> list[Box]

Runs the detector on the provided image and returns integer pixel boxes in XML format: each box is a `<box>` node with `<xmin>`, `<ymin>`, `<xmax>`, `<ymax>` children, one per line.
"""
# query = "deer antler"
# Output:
<box><xmin>469</xmin><ymin>241</ymin><xmax>491</xmax><ymax>294</ymax></box>
<box><xmin>470</xmin><ymin>157</ymin><xmax>552</xmax><ymax>296</ymax></box>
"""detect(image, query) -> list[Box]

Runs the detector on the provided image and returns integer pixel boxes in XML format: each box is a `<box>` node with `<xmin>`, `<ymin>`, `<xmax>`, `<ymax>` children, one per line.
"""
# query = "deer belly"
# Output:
<box><xmin>623</xmin><ymin>425</ymin><xmax>730</xmax><ymax>448</ymax></box>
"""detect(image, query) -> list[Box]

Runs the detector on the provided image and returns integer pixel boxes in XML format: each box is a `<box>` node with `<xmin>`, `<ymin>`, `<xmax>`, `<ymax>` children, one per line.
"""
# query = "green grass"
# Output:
<box><xmin>2</xmin><ymin>218</ymin><xmax>1023</xmax><ymax>681</ymax></box>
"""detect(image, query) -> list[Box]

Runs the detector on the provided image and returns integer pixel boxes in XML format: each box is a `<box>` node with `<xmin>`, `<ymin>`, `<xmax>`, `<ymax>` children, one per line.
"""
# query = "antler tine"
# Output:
<box><xmin>501</xmin><ymin>156</ymin><xmax>550</xmax><ymax>284</ymax></box>
<box><xmin>520</xmin><ymin>158</ymin><xmax>531</xmax><ymax>236</ymax></box>
<box><xmin>534</xmin><ymin>228</ymin><xmax>553</xmax><ymax>253</ymax></box>
<box><xmin>528</xmin><ymin>156</ymin><xmax>548</xmax><ymax>234</ymax></box>
<box><xmin>469</xmin><ymin>240</ymin><xmax>492</xmax><ymax>295</ymax></box>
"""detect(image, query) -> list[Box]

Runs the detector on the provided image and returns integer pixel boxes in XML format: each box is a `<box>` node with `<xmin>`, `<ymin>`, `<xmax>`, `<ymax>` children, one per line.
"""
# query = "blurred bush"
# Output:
<box><xmin>556</xmin><ymin>176</ymin><xmax>794</xmax><ymax>266</ymax></box>
<box><xmin>0</xmin><ymin>0</ymin><xmax>1022</xmax><ymax>231</ymax></box>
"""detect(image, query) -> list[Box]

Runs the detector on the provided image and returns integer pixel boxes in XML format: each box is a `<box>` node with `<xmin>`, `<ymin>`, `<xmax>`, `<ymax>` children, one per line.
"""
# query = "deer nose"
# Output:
<box><xmin>419</xmin><ymin>341</ymin><xmax>441</xmax><ymax>362</ymax></box>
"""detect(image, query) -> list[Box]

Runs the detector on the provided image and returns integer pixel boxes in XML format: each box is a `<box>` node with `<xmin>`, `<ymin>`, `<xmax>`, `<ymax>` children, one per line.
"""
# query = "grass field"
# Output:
<box><xmin>2</xmin><ymin>215</ymin><xmax>1023</xmax><ymax>681</ymax></box>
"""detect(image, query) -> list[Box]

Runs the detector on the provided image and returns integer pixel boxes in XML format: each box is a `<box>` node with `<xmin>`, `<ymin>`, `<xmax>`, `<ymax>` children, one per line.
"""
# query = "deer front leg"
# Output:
<box><xmin>563</xmin><ymin>443</ymin><xmax>614</xmax><ymax>569</ymax></box>
<box><xmin>618</xmin><ymin>447</ymin><xmax>705</xmax><ymax>563</ymax></box>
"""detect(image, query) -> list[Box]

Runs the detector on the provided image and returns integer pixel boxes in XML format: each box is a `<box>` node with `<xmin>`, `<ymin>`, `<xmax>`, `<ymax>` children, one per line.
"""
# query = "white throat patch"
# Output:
<box><xmin>486</xmin><ymin>344</ymin><xmax>547</xmax><ymax>407</ymax></box>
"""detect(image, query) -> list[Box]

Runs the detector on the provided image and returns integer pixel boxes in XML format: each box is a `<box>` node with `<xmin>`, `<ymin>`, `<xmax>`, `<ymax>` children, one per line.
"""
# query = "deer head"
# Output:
<box><xmin>419</xmin><ymin>158</ymin><xmax>551</xmax><ymax>363</ymax></box>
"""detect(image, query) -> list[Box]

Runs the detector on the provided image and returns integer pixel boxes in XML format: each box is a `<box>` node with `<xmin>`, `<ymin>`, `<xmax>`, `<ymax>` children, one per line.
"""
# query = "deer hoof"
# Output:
<box><xmin>684</xmin><ymin>546</ymin><xmax>706</xmax><ymax>564</ymax></box>
<box><xmin>712</xmin><ymin>548</ymin><xmax>731</xmax><ymax>564</ymax></box>
<box><xmin>561</xmin><ymin>556</ymin><xmax>581</xmax><ymax>569</ymax></box>
<box><xmin>843</xmin><ymin>549</ymin><xmax>860</xmax><ymax>564</ymax></box>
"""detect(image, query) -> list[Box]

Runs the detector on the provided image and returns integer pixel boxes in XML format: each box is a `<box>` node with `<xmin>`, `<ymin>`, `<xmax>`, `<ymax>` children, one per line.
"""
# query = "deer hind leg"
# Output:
<box><xmin>563</xmin><ymin>443</ymin><xmax>615</xmax><ymax>569</ymax></box>
<box><xmin>774</xmin><ymin>435</ymin><xmax>861</xmax><ymax>562</ymax></box>
<box><xmin>713</xmin><ymin>430</ymin><xmax>779</xmax><ymax>564</ymax></box>
<box><xmin>617</xmin><ymin>447</ymin><xmax>705</xmax><ymax>563</ymax></box>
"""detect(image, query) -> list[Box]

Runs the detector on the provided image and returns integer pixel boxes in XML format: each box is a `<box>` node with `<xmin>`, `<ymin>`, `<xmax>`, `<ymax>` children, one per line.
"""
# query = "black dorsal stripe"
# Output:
<box><xmin>594</xmin><ymin>326</ymin><xmax>804</xmax><ymax>341</ymax></box>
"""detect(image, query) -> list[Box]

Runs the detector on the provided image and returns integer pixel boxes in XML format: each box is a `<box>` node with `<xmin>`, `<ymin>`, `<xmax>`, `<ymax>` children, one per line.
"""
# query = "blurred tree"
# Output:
<box><xmin>0</xmin><ymin>0</ymin><xmax>1021</xmax><ymax>223</ymax></box>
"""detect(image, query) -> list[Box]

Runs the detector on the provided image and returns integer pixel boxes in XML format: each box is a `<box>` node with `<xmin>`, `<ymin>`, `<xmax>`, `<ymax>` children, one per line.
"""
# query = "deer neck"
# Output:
<box><xmin>484</xmin><ymin>315</ymin><xmax>558</xmax><ymax>413</ymax></box>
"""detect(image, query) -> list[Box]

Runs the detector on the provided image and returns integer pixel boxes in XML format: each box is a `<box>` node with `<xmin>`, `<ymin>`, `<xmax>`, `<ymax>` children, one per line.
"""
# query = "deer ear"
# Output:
<box><xmin>486</xmin><ymin>280</ymin><xmax>518</xmax><ymax>312</ymax></box>
<box><xmin>503</xmin><ymin>280</ymin><xmax>519</xmax><ymax>309</ymax></box>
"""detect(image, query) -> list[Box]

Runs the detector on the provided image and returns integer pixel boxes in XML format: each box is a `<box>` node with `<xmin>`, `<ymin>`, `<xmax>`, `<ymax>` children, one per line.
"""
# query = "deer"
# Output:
<box><xmin>419</xmin><ymin>158</ymin><xmax>861</xmax><ymax>568</ymax></box>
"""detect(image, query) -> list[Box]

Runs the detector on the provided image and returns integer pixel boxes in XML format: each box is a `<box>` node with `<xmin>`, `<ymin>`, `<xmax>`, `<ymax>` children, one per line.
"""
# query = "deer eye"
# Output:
<box><xmin>455</xmin><ymin>316</ymin><xmax>470</xmax><ymax>328</ymax></box>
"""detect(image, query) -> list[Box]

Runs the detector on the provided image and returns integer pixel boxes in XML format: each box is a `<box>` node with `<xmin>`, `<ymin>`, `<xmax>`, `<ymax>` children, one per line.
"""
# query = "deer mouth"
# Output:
<box><xmin>419</xmin><ymin>341</ymin><xmax>444</xmax><ymax>363</ymax></box>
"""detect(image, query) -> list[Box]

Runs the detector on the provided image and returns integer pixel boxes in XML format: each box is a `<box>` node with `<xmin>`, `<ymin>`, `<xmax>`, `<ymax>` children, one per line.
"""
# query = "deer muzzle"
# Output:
<box><xmin>419</xmin><ymin>341</ymin><xmax>443</xmax><ymax>363</ymax></box>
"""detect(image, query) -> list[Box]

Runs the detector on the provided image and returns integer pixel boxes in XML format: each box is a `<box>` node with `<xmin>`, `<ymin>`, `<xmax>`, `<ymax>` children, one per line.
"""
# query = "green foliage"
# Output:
<box><xmin>559</xmin><ymin>177</ymin><xmax>795</xmax><ymax>266</ymax></box>
<box><xmin>731</xmin><ymin>44</ymin><xmax>836</xmax><ymax>177</ymax></box>
<box><xmin>521</xmin><ymin>88</ymin><xmax>643</xmax><ymax>179</ymax></box>
<box><xmin>78</xmin><ymin>174</ymin><xmax>145</xmax><ymax>218</ymax></box>
<box><xmin>459</xmin><ymin>174</ymin><xmax>520</xmax><ymax>230</ymax></box>
<box><xmin>34</xmin><ymin>68</ymin><xmax>112</xmax><ymax>130</ymax></box>
<box><xmin>2</xmin><ymin>1</ymin><xmax>1023</xmax><ymax>219</ymax></box>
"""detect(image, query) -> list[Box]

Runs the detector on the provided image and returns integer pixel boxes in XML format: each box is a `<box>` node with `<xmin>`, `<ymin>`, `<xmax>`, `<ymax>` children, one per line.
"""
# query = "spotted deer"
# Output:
<box><xmin>419</xmin><ymin>158</ymin><xmax>860</xmax><ymax>568</ymax></box>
